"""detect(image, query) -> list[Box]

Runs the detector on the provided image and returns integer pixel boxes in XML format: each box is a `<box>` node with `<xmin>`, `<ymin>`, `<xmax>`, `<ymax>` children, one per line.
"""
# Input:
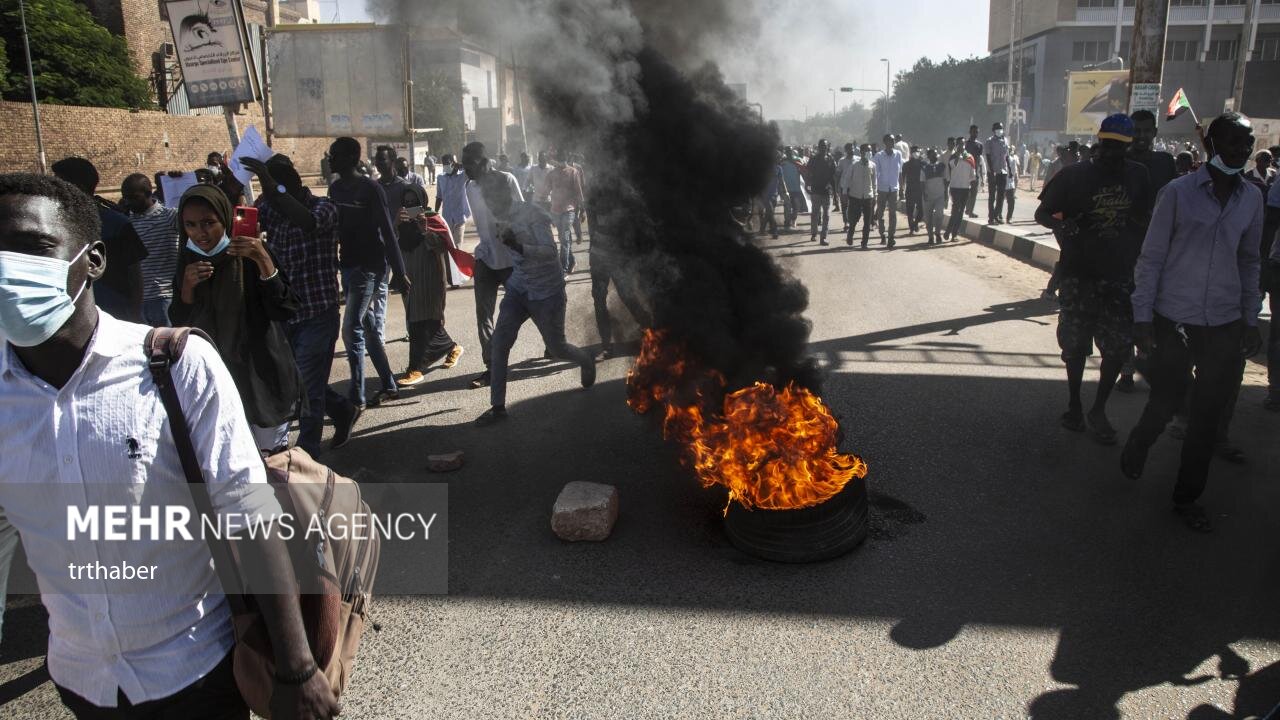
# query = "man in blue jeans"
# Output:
<box><xmin>249</xmin><ymin>154</ymin><xmax>360</xmax><ymax>454</ymax></box>
<box><xmin>474</xmin><ymin>161</ymin><xmax>595</xmax><ymax>425</ymax></box>
<box><xmin>326</xmin><ymin>137</ymin><xmax>411</xmax><ymax>410</ymax></box>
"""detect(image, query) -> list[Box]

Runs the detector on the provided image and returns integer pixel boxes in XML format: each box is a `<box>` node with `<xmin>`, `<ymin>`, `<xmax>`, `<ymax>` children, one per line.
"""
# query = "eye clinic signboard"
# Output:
<box><xmin>165</xmin><ymin>0</ymin><xmax>258</xmax><ymax>108</ymax></box>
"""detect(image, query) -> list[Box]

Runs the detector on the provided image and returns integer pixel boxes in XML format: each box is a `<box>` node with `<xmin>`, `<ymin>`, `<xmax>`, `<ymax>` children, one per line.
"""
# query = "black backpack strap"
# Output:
<box><xmin>144</xmin><ymin>327</ymin><xmax>248</xmax><ymax>606</ymax></box>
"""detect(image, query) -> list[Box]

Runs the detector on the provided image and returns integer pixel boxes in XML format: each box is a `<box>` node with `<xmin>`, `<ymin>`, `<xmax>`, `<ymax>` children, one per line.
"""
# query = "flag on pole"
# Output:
<box><xmin>1166</xmin><ymin>88</ymin><xmax>1193</xmax><ymax>121</ymax></box>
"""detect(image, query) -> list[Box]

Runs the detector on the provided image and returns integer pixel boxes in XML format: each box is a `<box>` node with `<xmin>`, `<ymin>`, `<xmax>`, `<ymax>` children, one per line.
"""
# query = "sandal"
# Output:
<box><xmin>1120</xmin><ymin>437</ymin><xmax>1147</xmax><ymax>480</ymax></box>
<box><xmin>1086</xmin><ymin>411</ymin><xmax>1118</xmax><ymax>446</ymax></box>
<box><xmin>1215</xmin><ymin>443</ymin><xmax>1246</xmax><ymax>464</ymax></box>
<box><xmin>1060</xmin><ymin>409</ymin><xmax>1086</xmax><ymax>432</ymax></box>
<box><xmin>1174</xmin><ymin>504</ymin><xmax>1213</xmax><ymax>533</ymax></box>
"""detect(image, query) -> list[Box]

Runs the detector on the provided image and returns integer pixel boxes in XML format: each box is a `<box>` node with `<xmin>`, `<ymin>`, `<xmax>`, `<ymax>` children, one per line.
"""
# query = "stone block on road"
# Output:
<box><xmin>426</xmin><ymin>451</ymin><xmax>465</xmax><ymax>473</ymax></box>
<box><xmin>552</xmin><ymin>481</ymin><xmax>619</xmax><ymax>542</ymax></box>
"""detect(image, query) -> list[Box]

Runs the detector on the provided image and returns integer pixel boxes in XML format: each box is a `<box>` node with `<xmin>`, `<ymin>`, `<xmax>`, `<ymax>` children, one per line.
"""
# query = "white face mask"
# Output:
<box><xmin>995</xmin><ymin>129</ymin><xmax>1005</xmax><ymax>138</ymax></box>
<box><xmin>0</xmin><ymin>244</ymin><xmax>90</xmax><ymax>347</ymax></box>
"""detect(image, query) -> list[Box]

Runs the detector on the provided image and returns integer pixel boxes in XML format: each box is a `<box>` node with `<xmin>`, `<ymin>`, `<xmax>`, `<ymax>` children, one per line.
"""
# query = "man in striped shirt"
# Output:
<box><xmin>121</xmin><ymin>174</ymin><xmax>180</xmax><ymax>327</ymax></box>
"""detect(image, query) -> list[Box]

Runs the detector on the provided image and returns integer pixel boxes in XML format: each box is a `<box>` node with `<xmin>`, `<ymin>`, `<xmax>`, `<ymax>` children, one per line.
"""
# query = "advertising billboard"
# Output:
<box><xmin>164</xmin><ymin>0</ymin><xmax>257</xmax><ymax>108</ymax></box>
<box><xmin>1065</xmin><ymin>71</ymin><xmax>1129</xmax><ymax>135</ymax></box>
<box><xmin>267</xmin><ymin>24</ymin><xmax>410</xmax><ymax>138</ymax></box>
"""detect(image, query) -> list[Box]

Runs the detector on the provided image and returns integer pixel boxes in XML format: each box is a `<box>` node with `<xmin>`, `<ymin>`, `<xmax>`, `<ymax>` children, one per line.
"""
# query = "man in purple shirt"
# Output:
<box><xmin>1120</xmin><ymin>112</ymin><xmax>1265</xmax><ymax>532</ymax></box>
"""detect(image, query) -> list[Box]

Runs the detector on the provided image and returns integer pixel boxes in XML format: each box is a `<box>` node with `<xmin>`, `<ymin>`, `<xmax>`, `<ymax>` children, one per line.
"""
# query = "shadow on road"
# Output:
<box><xmin>3</xmin><ymin>334</ymin><xmax>1277</xmax><ymax>717</ymax></box>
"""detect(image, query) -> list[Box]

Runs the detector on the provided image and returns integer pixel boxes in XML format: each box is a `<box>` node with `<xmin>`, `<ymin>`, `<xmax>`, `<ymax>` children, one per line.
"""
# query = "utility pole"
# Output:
<box><xmin>1007</xmin><ymin>0</ymin><xmax>1016</xmax><ymax>133</ymax></box>
<box><xmin>881</xmin><ymin>59</ymin><xmax>891</xmax><ymax>135</ymax></box>
<box><xmin>1231</xmin><ymin>0</ymin><xmax>1261</xmax><ymax>110</ymax></box>
<box><xmin>1127</xmin><ymin>0</ymin><xmax>1171</xmax><ymax>117</ymax></box>
<box><xmin>18</xmin><ymin>0</ymin><xmax>46</xmax><ymax>174</ymax></box>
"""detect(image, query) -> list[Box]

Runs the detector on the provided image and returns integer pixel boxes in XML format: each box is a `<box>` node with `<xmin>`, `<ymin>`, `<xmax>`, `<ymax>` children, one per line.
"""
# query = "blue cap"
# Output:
<box><xmin>1098</xmin><ymin>113</ymin><xmax>1135</xmax><ymax>143</ymax></box>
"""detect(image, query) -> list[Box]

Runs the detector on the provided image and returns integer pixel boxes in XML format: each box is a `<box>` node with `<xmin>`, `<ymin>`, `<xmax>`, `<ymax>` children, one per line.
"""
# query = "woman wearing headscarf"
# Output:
<box><xmin>396</xmin><ymin>184</ymin><xmax>463</xmax><ymax>387</ymax></box>
<box><xmin>169</xmin><ymin>184</ymin><xmax>304</xmax><ymax>451</ymax></box>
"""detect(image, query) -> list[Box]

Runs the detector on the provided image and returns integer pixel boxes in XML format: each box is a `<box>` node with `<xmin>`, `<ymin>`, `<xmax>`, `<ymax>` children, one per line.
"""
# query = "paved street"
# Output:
<box><xmin>2</xmin><ymin>211</ymin><xmax>1278</xmax><ymax>719</ymax></box>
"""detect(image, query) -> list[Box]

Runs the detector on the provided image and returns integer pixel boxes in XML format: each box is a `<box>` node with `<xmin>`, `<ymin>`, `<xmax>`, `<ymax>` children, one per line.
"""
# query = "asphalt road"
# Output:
<box><xmin>2</xmin><ymin>210</ymin><xmax>1278</xmax><ymax>719</ymax></box>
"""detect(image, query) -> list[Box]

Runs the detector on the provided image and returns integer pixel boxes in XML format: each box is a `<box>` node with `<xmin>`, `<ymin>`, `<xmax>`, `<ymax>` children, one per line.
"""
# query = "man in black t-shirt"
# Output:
<box><xmin>1035</xmin><ymin>114</ymin><xmax>1153</xmax><ymax>444</ymax></box>
<box><xmin>51</xmin><ymin>157</ymin><xmax>148</xmax><ymax>323</ymax></box>
<box><xmin>1113</xmin><ymin>109</ymin><xmax>1178</xmax><ymax>392</ymax></box>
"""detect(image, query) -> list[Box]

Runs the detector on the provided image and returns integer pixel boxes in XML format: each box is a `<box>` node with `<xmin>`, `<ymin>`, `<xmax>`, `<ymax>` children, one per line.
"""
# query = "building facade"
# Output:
<box><xmin>989</xmin><ymin>0</ymin><xmax>1280</xmax><ymax>142</ymax></box>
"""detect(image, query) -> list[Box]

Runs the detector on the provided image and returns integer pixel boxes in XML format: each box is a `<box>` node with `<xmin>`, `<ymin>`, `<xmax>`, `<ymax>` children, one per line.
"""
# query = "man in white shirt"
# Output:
<box><xmin>461</xmin><ymin>142</ymin><xmax>525</xmax><ymax>389</ymax></box>
<box><xmin>0</xmin><ymin>174</ymin><xmax>337</xmax><ymax>719</ymax></box>
<box><xmin>873</xmin><ymin>134</ymin><xmax>904</xmax><ymax>247</ymax></box>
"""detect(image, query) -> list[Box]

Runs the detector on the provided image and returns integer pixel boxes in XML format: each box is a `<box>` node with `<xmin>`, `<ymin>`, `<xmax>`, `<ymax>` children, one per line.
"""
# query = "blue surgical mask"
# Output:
<box><xmin>1208</xmin><ymin>154</ymin><xmax>1245</xmax><ymax>176</ymax></box>
<box><xmin>186</xmin><ymin>235</ymin><xmax>231</xmax><ymax>257</ymax></box>
<box><xmin>0</xmin><ymin>244</ymin><xmax>90</xmax><ymax>347</ymax></box>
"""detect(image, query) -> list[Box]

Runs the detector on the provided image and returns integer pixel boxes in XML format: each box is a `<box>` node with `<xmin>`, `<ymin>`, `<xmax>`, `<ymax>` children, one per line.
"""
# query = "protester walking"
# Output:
<box><xmin>807</xmin><ymin>140</ymin><xmax>837</xmax><ymax>244</ymax></box>
<box><xmin>965</xmin><ymin>125</ymin><xmax>985</xmax><ymax>218</ymax></box>
<box><xmin>395</xmin><ymin>185</ymin><xmax>463</xmax><ymax>388</ymax></box>
<box><xmin>547</xmin><ymin>151</ymin><xmax>586</xmax><ymax>272</ymax></box>
<box><xmin>1120</xmin><ymin>113</ymin><xmax>1264</xmax><ymax>533</ymax></box>
<box><xmin>121</xmin><ymin>173</ymin><xmax>180</xmax><ymax>327</ymax></box>
<box><xmin>0</xmin><ymin>173</ymin><xmax>338</xmax><ymax>719</ymax></box>
<box><xmin>902</xmin><ymin>147</ymin><xmax>925</xmax><ymax>235</ymax></box>
<box><xmin>327</xmin><ymin>137</ymin><xmax>411</xmax><ymax>409</ymax></box>
<box><xmin>168</xmin><ymin>184</ymin><xmax>304</xmax><ymax>452</ymax></box>
<box><xmin>462</xmin><ymin>142</ymin><xmax>523</xmax><ymax>389</ymax></box>
<box><xmin>473</xmin><ymin>167</ymin><xmax>596</xmax><ymax>426</ymax></box>
<box><xmin>922</xmin><ymin>149</ymin><xmax>948</xmax><ymax>244</ymax></box>
<box><xmin>946</xmin><ymin>141</ymin><xmax>977</xmax><ymax>241</ymax></box>
<box><xmin>435</xmin><ymin>153</ymin><xmax>472</xmax><ymax>248</ymax></box>
<box><xmin>873</xmin><ymin>135</ymin><xmax>904</xmax><ymax>247</ymax></box>
<box><xmin>52</xmin><ymin>158</ymin><xmax>148</xmax><ymax>323</ymax></box>
<box><xmin>984</xmin><ymin>122</ymin><xmax>1011</xmax><ymax>224</ymax></box>
<box><xmin>248</xmin><ymin>154</ymin><xmax>361</xmax><ymax>455</ymax></box>
<box><xmin>1035</xmin><ymin>114</ymin><xmax>1153</xmax><ymax>446</ymax></box>
<box><xmin>843</xmin><ymin>144</ymin><xmax>877</xmax><ymax>248</ymax></box>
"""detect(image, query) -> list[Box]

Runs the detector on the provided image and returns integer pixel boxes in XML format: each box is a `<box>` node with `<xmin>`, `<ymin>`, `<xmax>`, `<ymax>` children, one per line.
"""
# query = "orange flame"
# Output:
<box><xmin>627</xmin><ymin>329</ymin><xmax>868</xmax><ymax>513</ymax></box>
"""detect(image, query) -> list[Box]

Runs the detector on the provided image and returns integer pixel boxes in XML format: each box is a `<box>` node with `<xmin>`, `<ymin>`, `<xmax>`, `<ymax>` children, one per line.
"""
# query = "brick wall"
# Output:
<box><xmin>1</xmin><ymin>101</ymin><xmax>347</xmax><ymax>197</ymax></box>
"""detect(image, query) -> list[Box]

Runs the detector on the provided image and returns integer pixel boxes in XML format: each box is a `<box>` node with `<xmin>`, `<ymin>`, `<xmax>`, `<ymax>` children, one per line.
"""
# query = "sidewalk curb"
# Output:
<box><xmin>959</xmin><ymin>218</ymin><xmax>1059</xmax><ymax>273</ymax></box>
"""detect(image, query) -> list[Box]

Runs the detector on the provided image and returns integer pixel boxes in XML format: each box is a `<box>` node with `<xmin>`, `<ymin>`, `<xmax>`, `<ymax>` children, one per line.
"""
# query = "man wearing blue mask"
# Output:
<box><xmin>1121</xmin><ymin>112</ymin><xmax>1265</xmax><ymax>533</ymax></box>
<box><xmin>0</xmin><ymin>174</ymin><xmax>340</xmax><ymax>717</ymax></box>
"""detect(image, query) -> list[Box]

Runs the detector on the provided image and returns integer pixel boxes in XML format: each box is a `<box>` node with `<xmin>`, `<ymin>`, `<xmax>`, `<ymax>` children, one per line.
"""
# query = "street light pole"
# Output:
<box><xmin>18</xmin><ymin>0</ymin><xmax>47</xmax><ymax>174</ymax></box>
<box><xmin>828</xmin><ymin>88</ymin><xmax>837</xmax><ymax>115</ymax></box>
<box><xmin>880</xmin><ymin>58</ymin><xmax>891</xmax><ymax>135</ymax></box>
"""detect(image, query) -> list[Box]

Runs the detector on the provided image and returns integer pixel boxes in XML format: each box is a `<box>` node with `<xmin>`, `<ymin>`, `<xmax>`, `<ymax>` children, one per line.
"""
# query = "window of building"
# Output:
<box><xmin>1165</xmin><ymin>39</ymin><xmax>1198</xmax><ymax>61</ymax></box>
<box><xmin>1206</xmin><ymin>38</ymin><xmax>1240</xmax><ymax>61</ymax></box>
<box><xmin>1169</xmin><ymin>0</ymin><xmax>1206</xmax><ymax>6</ymax></box>
<box><xmin>1256</xmin><ymin>34</ymin><xmax>1280</xmax><ymax>61</ymax></box>
<box><xmin>1075</xmin><ymin>0</ymin><xmax>1135</xmax><ymax>5</ymax></box>
<box><xmin>1072</xmin><ymin>40</ymin><xmax>1112</xmax><ymax>62</ymax></box>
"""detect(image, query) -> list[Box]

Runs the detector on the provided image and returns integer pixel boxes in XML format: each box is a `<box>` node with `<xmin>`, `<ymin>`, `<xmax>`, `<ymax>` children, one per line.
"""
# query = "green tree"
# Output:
<box><xmin>0</xmin><ymin>36</ymin><xmax>11</xmax><ymax>94</ymax></box>
<box><xmin>865</xmin><ymin>56</ymin><xmax>1005</xmax><ymax>147</ymax></box>
<box><xmin>411</xmin><ymin>68</ymin><xmax>468</xmax><ymax>158</ymax></box>
<box><xmin>0</xmin><ymin>0</ymin><xmax>153</xmax><ymax>109</ymax></box>
<box><xmin>779</xmin><ymin>102</ymin><xmax>873</xmax><ymax>146</ymax></box>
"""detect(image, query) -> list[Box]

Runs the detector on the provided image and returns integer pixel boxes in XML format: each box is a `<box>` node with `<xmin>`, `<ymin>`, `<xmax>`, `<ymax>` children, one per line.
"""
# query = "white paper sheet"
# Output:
<box><xmin>228</xmin><ymin>126</ymin><xmax>273</xmax><ymax>190</ymax></box>
<box><xmin>159</xmin><ymin>172</ymin><xmax>199</xmax><ymax>206</ymax></box>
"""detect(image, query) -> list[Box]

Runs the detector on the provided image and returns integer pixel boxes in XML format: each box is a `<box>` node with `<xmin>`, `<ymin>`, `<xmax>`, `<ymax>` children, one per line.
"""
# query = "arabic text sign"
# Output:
<box><xmin>165</xmin><ymin>0</ymin><xmax>256</xmax><ymax>108</ymax></box>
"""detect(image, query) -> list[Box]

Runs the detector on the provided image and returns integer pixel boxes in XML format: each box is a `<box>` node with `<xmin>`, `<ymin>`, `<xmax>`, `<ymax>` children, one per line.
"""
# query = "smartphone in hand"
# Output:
<box><xmin>233</xmin><ymin>206</ymin><xmax>259</xmax><ymax>238</ymax></box>
<box><xmin>404</xmin><ymin>206</ymin><xmax>425</xmax><ymax>219</ymax></box>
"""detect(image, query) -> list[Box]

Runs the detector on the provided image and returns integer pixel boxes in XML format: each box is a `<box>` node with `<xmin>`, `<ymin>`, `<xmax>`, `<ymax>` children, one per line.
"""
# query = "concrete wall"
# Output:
<box><xmin>990</xmin><ymin>0</ymin><xmax>1074</xmax><ymax>53</ymax></box>
<box><xmin>1</xmin><ymin>101</ymin><xmax>341</xmax><ymax>195</ymax></box>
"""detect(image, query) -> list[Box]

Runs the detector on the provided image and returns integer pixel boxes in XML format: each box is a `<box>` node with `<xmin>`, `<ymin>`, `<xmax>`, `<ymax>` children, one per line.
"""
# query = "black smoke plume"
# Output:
<box><xmin>371</xmin><ymin>0</ymin><xmax>819</xmax><ymax>392</ymax></box>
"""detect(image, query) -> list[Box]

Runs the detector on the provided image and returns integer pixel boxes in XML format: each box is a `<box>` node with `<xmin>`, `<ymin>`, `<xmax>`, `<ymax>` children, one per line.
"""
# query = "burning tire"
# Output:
<box><xmin>722</xmin><ymin>477</ymin><xmax>868</xmax><ymax>563</ymax></box>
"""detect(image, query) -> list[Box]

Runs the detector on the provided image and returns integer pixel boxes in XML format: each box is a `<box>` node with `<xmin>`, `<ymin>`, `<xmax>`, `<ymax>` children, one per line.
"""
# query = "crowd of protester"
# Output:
<box><xmin>0</xmin><ymin>99</ymin><xmax>1277</xmax><ymax>716</ymax></box>
<box><xmin>757</xmin><ymin>110</ymin><xmax>1278</xmax><ymax>534</ymax></box>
